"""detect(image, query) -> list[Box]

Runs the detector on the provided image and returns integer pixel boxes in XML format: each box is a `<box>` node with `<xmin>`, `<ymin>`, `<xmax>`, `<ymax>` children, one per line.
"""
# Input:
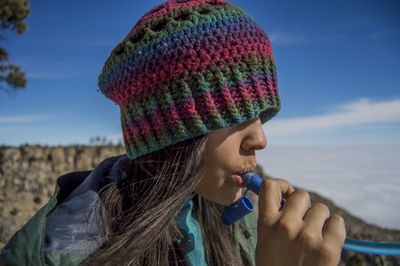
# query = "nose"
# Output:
<box><xmin>240</xmin><ymin>118</ymin><xmax>267</xmax><ymax>151</ymax></box>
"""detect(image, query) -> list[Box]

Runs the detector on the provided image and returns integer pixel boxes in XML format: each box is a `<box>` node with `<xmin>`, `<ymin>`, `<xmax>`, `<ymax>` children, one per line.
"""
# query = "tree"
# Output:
<box><xmin>0</xmin><ymin>0</ymin><xmax>30</xmax><ymax>93</ymax></box>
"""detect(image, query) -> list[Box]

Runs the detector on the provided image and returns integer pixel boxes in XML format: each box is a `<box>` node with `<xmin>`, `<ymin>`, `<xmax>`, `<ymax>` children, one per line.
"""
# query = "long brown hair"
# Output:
<box><xmin>83</xmin><ymin>134</ymin><xmax>245</xmax><ymax>265</ymax></box>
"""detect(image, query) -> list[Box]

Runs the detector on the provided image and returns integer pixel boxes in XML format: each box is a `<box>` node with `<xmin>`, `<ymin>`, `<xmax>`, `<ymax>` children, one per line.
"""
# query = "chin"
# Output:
<box><xmin>196</xmin><ymin>187</ymin><xmax>243</xmax><ymax>206</ymax></box>
<box><xmin>221</xmin><ymin>187</ymin><xmax>243</xmax><ymax>206</ymax></box>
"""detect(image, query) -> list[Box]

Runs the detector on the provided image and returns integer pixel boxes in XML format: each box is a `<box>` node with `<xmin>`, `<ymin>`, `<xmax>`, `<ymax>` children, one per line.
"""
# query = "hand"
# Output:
<box><xmin>256</xmin><ymin>178</ymin><xmax>346</xmax><ymax>266</ymax></box>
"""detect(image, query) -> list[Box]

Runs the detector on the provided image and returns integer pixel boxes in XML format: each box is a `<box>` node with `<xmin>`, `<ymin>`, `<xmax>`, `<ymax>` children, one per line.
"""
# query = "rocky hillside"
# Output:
<box><xmin>0</xmin><ymin>145</ymin><xmax>399</xmax><ymax>265</ymax></box>
<box><xmin>0</xmin><ymin>145</ymin><xmax>125</xmax><ymax>248</ymax></box>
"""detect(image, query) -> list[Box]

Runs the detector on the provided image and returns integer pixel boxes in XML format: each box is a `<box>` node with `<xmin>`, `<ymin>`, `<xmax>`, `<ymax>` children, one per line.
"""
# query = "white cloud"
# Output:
<box><xmin>369</xmin><ymin>29</ymin><xmax>400</xmax><ymax>39</ymax></box>
<box><xmin>51</xmin><ymin>38</ymin><xmax>115</xmax><ymax>48</ymax></box>
<box><xmin>26</xmin><ymin>72</ymin><xmax>85</xmax><ymax>79</ymax></box>
<box><xmin>0</xmin><ymin>114</ymin><xmax>55</xmax><ymax>124</ymax></box>
<box><xmin>265</xmin><ymin>98</ymin><xmax>400</xmax><ymax>136</ymax></box>
<box><xmin>257</xmin><ymin>145</ymin><xmax>400</xmax><ymax>230</ymax></box>
<box><xmin>268</xmin><ymin>33</ymin><xmax>307</xmax><ymax>45</ymax></box>
<box><xmin>268</xmin><ymin>32</ymin><xmax>343</xmax><ymax>45</ymax></box>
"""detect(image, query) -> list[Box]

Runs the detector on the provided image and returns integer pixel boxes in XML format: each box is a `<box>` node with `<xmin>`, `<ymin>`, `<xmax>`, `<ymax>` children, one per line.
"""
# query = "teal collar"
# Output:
<box><xmin>175</xmin><ymin>193</ymin><xmax>208</xmax><ymax>266</ymax></box>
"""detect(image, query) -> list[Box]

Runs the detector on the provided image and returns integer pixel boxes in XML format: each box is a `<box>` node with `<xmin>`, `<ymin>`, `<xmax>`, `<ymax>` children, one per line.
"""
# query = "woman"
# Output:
<box><xmin>0</xmin><ymin>0</ymin><xmax>346</xmax><ymax>265</ymax></box>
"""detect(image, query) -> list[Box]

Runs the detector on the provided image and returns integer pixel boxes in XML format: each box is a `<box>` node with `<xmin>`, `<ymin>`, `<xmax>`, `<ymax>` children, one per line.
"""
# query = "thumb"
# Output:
<box><xmin>258</xmin><ymin>178</ymin><xmax>295</xmax><ymax>223</ymax></box>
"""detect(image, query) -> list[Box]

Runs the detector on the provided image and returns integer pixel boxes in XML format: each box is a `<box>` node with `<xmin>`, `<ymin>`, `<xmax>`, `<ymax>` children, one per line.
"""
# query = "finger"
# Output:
<box><xmin>281</xmin><ymin>189</ymin><xmax>312</xmax><ymax>220</ymax></box>
<box><xmin>258</xmin><ymin>178</ymin><xmax>295</xmax><ymax>223</ymax></box>
<box><xmin>301</xmin><ymin>203</ymin><xmax>331</xmax><ymax>241</ymax></box>
<box><xmin>322</xmin><ymin>215</ymin><xmax>346</xmax><ymax>247</ymax></box>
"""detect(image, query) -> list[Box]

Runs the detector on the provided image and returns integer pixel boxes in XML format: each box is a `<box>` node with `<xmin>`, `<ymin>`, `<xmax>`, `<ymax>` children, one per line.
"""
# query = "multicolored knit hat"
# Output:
<box><xmin>98</xmin><ymin>0</ymin><xmax>280</xmax><ymax>159</ymax></box>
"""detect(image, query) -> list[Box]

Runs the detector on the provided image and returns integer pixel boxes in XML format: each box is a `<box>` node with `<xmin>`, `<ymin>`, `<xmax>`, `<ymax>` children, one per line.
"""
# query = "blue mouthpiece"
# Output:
<box><xmin>241</xmin><ymin>172</ymin><xmax>262</xmax><ymax>195</ymax></box>
<box><xmin>221</xmin><ymin>196</ymin><xmax>254</xmax><ymax>226</ymax></box>
<box><xmin>221</xmin><ymin>172</ymin><xmax>400</xmax><ymax>256</ymax></box>
<box><xmin>221</xmin><ymin>172</ymin><xmax>261</xmax><ymax>225</ymax></box>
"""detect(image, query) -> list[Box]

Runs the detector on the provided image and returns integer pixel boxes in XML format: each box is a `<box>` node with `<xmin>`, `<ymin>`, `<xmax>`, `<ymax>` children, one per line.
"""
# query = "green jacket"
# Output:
<box><xmin>0</xmin><ymin>155</ymin><xmax>258</xmax><ymax>266</ymax></box>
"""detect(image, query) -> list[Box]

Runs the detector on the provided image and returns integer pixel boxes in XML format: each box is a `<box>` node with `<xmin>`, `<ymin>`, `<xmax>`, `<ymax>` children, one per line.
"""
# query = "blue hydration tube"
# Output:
<box><xmin>222</xmin><ymin>172</ymin><xmax>400</xmax><ymax>256</ymax></box>
<box><xmin>343</xmin><ymin>238</ymin><xmax>400</xmax><ymax>256</ymax></box>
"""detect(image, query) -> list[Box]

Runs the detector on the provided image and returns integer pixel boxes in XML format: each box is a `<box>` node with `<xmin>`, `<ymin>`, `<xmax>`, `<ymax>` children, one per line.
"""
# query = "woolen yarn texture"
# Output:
<box><xmin>98</xmin><ymin>0</ymin><xmax>281</xmax><ymax>159</ymax></box>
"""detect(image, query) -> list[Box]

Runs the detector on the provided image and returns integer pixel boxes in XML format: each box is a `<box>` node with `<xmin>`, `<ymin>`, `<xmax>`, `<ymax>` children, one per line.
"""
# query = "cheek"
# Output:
<box><xmin>196</xmin><ymin>168</ymin><xmax>225</xmax><ymax>192</ymax></box>
<box><xmin>204</xmin><ymin>143</ymin><xmax>240</xmax><ymax>173</ymax></box>
<box><xmin>196</xmin><ymin>135</ymin><xmax>242</xmax><ymax>204</ymax></box>
<box><xmin>195</xmin><ymin>167</ymin><xmax>243</xmax><ymax>205</ymax></box>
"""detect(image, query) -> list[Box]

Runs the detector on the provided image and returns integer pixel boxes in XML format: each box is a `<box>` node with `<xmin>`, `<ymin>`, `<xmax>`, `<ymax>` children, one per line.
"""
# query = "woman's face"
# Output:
<box><xmin>195</xmin><ymin>117</ymin><xmax>267</xmax><ymax>205</ymax></box>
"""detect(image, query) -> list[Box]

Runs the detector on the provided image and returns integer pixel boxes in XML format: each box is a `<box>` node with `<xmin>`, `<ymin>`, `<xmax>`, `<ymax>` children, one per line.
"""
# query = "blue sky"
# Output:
<box><xmin>1</xmin><ymin>0</ymin><xmax>399</xmax><ymax>146</ymax></box>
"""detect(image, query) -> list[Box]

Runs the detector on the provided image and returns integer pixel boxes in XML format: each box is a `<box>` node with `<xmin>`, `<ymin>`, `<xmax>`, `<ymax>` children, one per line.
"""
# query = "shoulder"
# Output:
<box><xmin>0</xmin><ymin>170</ymin><xmax>93</xmax><ymax>266</ymax></box>
<box><xmin>0</xmin><ymin>186</ymin><xmax>59</xmax><ymax>265</ymax></box>
<box><xmin>0</xmin><ymin>155</ymin><xmax>125</xmax><ymax>265</ymax></box>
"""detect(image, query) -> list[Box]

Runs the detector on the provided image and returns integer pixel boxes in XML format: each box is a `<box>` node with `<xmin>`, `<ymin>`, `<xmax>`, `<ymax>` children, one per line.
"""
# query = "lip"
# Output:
<box><xmin>231</xmin><ymin>174</ymin><xmax>245</xmax><ymax>188</ymax></box>
<box><xmin>231</xmin><ymin>165</ymin><xmax>256</xmax><ymax>188</ymax></box>
<box><xmin>233</xmin><ymin>165</ymin><xmax>256</xmax><ymax>176</ymax></box>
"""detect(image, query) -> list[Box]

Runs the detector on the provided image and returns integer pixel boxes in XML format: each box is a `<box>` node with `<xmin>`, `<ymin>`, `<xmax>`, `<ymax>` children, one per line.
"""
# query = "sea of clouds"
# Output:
<box><xmin>257</xmin><ymin>145</ymin><xmax>400</xmax><ymax>230</ymax></box>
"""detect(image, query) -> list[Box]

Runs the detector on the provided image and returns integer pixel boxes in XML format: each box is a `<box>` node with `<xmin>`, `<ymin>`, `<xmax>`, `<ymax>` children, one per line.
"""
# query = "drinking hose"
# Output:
<box><xmin>222</xmin><ymin>172</ymin><xmax>400</xmax><ymax>256</ymax></box>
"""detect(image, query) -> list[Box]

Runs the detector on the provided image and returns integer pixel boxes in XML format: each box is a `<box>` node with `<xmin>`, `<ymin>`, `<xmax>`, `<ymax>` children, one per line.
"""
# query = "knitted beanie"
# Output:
<box><xmin>98</xmin><ymin>0</ymin><xmax>280</xmax><ymax>159</ymax></box>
